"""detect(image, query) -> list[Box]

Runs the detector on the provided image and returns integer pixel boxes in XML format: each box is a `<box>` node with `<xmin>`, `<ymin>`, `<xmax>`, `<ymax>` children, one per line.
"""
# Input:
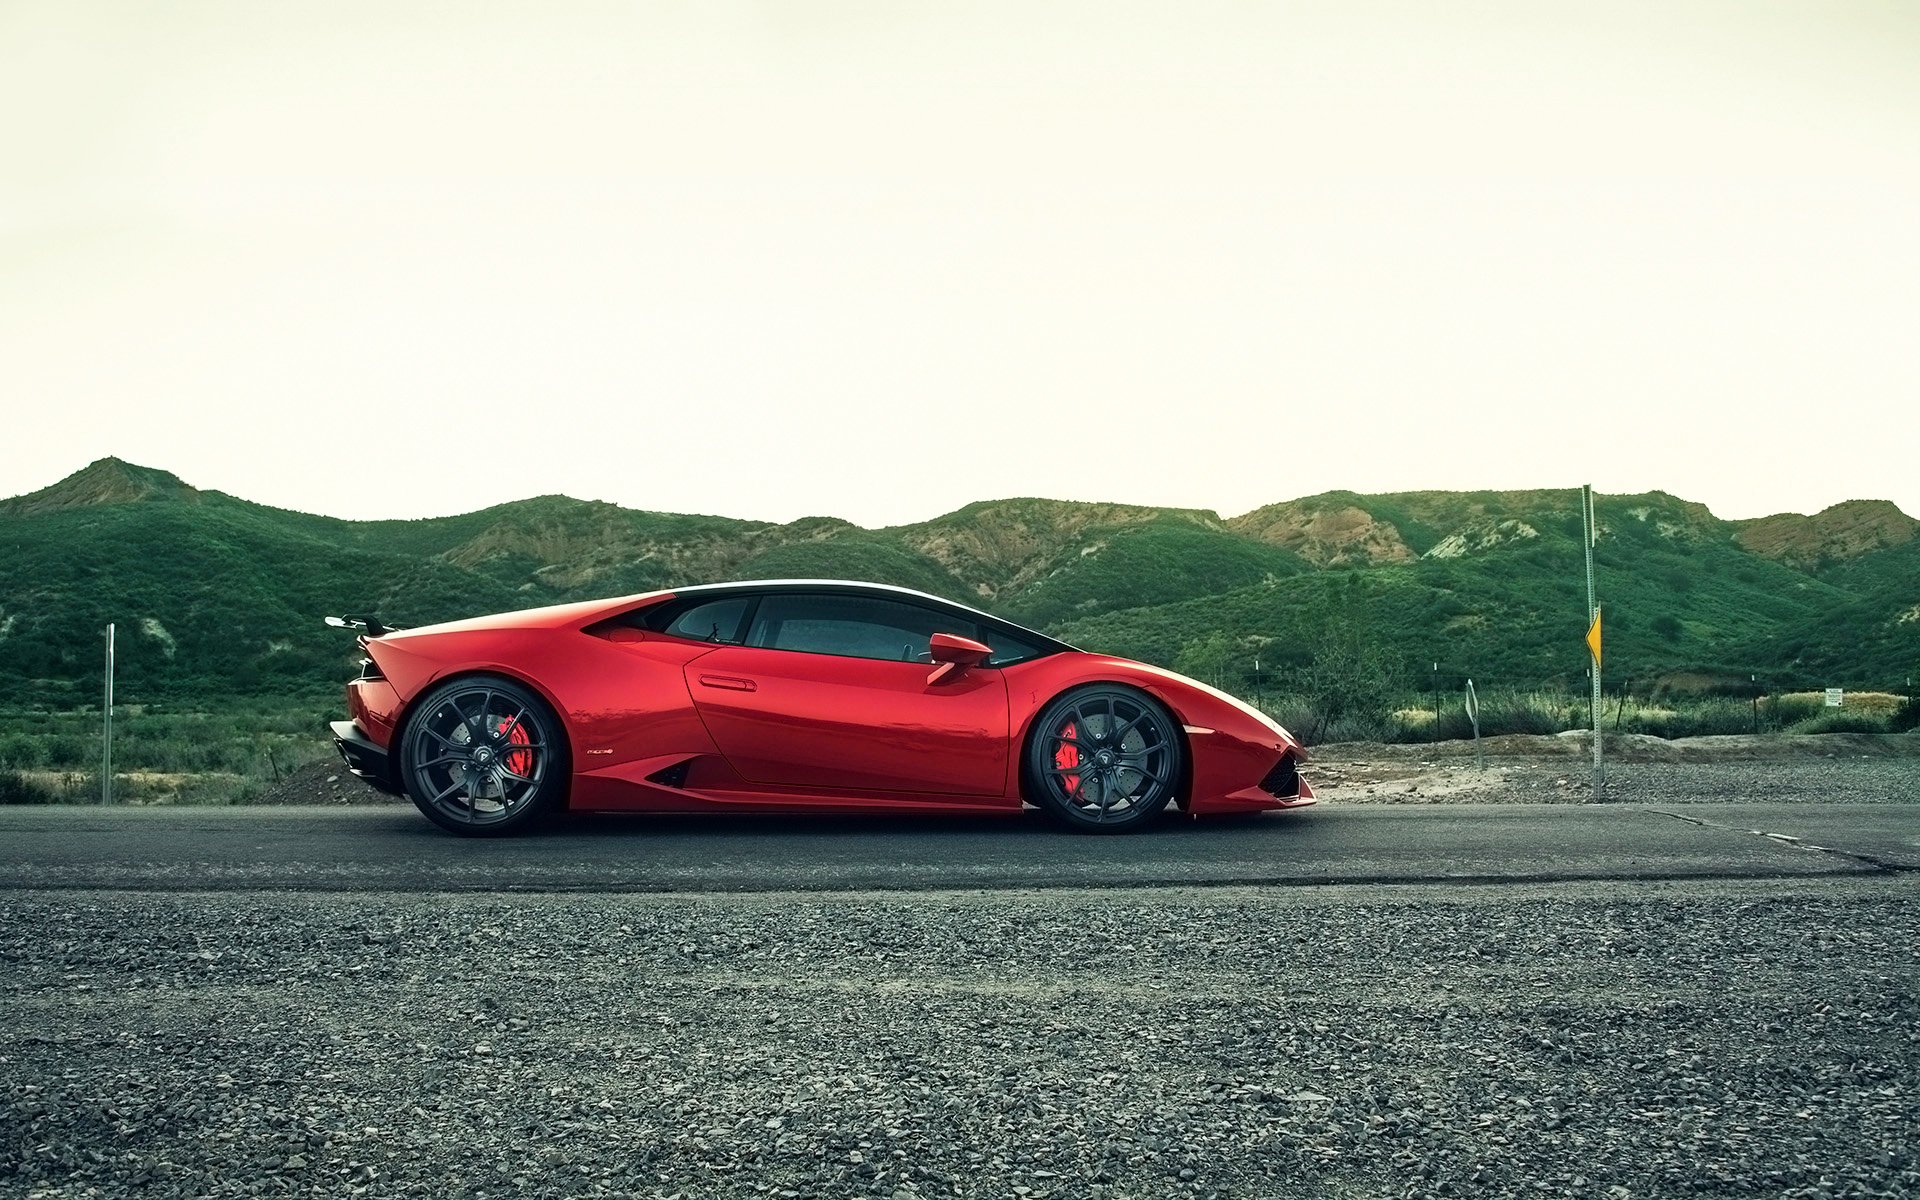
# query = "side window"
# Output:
<box><xmin>748</xmin><ymin>594</ymin><xmax>978</xmax><ymax>662</ymax></box>
<box><xmin>982</xmin><ymin>629</ymin><xmax>1043</xmax><ymax>666</ymax></box>
<box><xmin>660</xmin><ymin>597</ymin><xmax>752</xmax><ymax>644</ymax></box>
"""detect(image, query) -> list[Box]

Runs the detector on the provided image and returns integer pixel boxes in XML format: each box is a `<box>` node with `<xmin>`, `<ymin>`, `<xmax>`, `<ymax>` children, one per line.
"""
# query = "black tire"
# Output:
<box><xmin>1023</xmin><ymin>684</ymin><xmax>1185</xmax><ymax>833</ymax></box>
<box><xmin>399</xmin><ymin>675</ymin><xmax>569</xmax><ymax>837</ymax></box>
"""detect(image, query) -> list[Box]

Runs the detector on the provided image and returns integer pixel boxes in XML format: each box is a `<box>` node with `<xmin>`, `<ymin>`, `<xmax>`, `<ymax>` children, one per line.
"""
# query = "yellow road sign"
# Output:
<box><xmin>1586</xmin><ymin>609</ymin><xmax>1602</xmax><ymax>666</ymax></box>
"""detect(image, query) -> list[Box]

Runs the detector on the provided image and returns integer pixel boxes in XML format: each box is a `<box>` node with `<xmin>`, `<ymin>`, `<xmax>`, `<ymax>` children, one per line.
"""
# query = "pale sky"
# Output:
<box><xmin>3</xmin><ymin>1</ymin><xmax>1917</xmax><ymax>526</ymax></box>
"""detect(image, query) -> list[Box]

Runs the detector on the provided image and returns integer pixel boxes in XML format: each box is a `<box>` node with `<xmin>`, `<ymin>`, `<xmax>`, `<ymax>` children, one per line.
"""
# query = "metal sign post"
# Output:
<box><xmin>102</xmin><ymin>623</ymin><xmax>115</xmax><ymax>805</ymax></box>
<box><xmin>1581</xmin><ymin>486</ymin><xmax>1604</xmax><ymax>800</ymax></box>
<box><xmin>1465</xmin><ymin>678</ymin><xmax>1483</xmax><ymax>769</ymax></box>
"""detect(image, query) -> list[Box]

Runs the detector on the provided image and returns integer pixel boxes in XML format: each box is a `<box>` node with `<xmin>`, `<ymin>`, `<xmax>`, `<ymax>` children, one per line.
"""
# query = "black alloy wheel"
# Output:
<box><xmin>1025</xmin><ymin>685</ymin><xmax>1184</xmax><ymax>832</ymax></box>
<box><xmin>401</xmin><ymin>676</ymin><xmax>567</xmax><ymax>836</ymax></box>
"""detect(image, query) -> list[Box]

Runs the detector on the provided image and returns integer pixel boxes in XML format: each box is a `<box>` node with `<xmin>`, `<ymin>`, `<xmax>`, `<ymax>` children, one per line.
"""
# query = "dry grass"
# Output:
<box><xmin>1776</xmin><ymin>691</ymin><xmax>1903</xmax><ymax>713</ymax></box>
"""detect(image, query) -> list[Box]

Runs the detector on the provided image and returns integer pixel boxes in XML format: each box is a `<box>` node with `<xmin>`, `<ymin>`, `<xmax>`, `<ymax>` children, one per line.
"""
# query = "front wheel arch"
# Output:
<box><xmin>1018</xmin><ymin>682</ymin><xmax>1190</xmax><ymax>831</ymax></box>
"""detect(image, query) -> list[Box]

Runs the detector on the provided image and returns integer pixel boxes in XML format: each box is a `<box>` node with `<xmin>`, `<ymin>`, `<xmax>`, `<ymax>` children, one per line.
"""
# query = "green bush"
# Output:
<box><xmin>1768</xmin><ymin>695</ymin><xmax>1826</xmax><ymax>726</ymax></box>
<box><xmin>1431</xmin><ymin>692</ymin><xmax>1575</xmax><ymax>740</ymax></box>
<box><xmin>1787</xmin><ymin>711</ymin><xmax>1893</xmax><ymax>735</ymax></box>
<box><xmin>0</xmin><ymin>732</ymin><xmax>47</xmax><ymax>768</ymax></box>
<box><xmin>1622</xmin><ymin>699</ymin><xmax>1757</xmax><ymax>739</ymax></box>
<box><xmin>0</xmin><ymin>771</ymin><xmax>58</xmax><ymax>805</ymax></box>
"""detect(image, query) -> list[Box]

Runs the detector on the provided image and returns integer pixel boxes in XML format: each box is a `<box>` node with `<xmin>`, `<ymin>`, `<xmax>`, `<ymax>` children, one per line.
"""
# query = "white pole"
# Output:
<box><xmin>1467</xmin><ymin>678</ymin><xmax>1483</xmax><ymax>769</ymax></box>
<box><xmin>1582</xmin><ymin>487</ymin><xmax>1603</xmax><ymax>799</ymax></box>
<box><xmin>102</xmin><ymin>623</ymin><xmax>114</xmax><ymax>805</ymax></box>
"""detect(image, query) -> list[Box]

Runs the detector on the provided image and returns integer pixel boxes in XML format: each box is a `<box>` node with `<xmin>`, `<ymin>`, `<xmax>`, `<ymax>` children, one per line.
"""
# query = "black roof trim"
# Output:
<box><xmin>663</xmin><ymin>579</ymin><xmax>1074</xmax><ymax>653</ymax></box>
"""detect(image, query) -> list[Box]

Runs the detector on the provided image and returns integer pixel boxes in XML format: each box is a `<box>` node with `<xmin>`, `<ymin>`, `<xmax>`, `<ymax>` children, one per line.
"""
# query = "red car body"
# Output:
<box><xmin>330</xmin><ymin>581</ymin><xmax>1314</xmax><ymax>819</ymax></box>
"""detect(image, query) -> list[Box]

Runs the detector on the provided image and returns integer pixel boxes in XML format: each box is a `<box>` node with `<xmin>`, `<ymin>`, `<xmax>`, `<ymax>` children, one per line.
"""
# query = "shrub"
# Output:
<box><xmin>1768</xmin><ymin>694</ymin><xmax>1825</xmax><ymax>726</ymax></box>
<box><xmin>1787</xmin><ymin>711</ymin><xmax>1894</xmax><ymax>736</ymax></box>
<box><xmin>1623</xmin><ymin>698</ymin><xmax>1756</xmax><ymax>739</ymax></box>
<box><xmin>0</xmin><ymin>732</ymin><xmax>47</xmax><ymax>768</ymax></box>
<box><xmin>1292</xmin><ymin>629</ymin><xmax>1397</xmax><ymax>743</ymax></box>
<box><xmin>1316</xmin><ymin>712</ymin><xmax>1414</xmax><ymax>744</ymax></box>
<box><xmin>1431</xmin><ymin>692</ymin><xmax>1574</xmax><ymax>740</ymax></box>
<box><xmin>0</xmin><ymin>771</ymin><xmax>58</xmax><ymax>805</ymax></box>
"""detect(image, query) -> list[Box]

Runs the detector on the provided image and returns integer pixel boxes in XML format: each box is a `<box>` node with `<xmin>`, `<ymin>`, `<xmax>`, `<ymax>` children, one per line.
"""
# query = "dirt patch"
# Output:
<box><xmin>251</xmin><ymin>759</ymin><xmax>401</xmax><ymax>806</ymax></box>
<box><xmin>1315</xmin><ymin>729</ymin><xmax>1920</xmax><ymax>764</ymax></box>
<box><xmin>1306</xmin><ymin>730</ymin><xmax>1920</xmax><ymax>805</ymax></box>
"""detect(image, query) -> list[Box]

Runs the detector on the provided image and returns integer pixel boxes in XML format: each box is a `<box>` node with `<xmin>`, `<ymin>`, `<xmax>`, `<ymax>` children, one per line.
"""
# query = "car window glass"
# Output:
<box><xmin>982</xmin><ymin>630</ymin><xmax>1042</xmax><ymax>667</ymax></box>
<box><xmin>661</xmin><ymin>597</ymin><xmax>751</xmax><ymax>644</ymax></box>
<box><xmin>748</xmin><ymin>594</ymin><xmax>978</xmax><ymax>662</ymax></box>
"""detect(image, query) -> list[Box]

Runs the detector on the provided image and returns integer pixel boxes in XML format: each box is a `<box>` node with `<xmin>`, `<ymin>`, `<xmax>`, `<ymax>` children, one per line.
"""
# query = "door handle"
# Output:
<box><xmin>697</xmin><ymin>674</ymin><xmax>757</xmax><ymax>692</ymax></box>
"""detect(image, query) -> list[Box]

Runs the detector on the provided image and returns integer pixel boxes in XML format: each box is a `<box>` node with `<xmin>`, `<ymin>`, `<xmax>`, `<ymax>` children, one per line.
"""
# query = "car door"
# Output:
<box><xmin>683</xmin><ymin>591</ymin><xmax>1010</xmax><ymax>797</ymax></box>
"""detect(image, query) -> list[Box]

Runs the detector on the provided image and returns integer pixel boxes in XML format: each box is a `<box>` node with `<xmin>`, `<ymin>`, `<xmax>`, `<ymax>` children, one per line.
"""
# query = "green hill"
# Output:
<box><xmin>0</xmin><ymin>458</ymin><xmax>1913</xmax><ymax>706</ymax></box>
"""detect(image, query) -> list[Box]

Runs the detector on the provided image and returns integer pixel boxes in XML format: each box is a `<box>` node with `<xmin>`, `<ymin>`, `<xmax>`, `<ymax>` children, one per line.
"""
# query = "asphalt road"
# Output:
<box><xmin>1</xmin><ymin>801</ymin><xmax>1914</xmax><ymax>892</ymax></box>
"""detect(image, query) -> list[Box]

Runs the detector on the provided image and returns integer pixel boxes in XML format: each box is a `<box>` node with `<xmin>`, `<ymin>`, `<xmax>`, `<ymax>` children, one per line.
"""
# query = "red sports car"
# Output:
<box><xmin>329</xmin><ymin>580</ymin><xmax>1314</xmax><ymax>836</ymax></box>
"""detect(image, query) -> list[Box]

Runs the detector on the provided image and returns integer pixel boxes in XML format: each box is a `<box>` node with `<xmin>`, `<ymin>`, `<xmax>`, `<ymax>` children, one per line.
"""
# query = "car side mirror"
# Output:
<box><xmin>926</xmin><ymin>632</ymin><xmax>993</xmax><ymax>684</ymax></box>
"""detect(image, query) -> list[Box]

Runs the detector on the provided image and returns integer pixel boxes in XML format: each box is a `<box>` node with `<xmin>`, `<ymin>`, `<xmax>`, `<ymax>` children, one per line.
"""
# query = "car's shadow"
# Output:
<box><xmin>523</xmin><ymin>807</ymin><xmax>1278</xmax><ymax>842</ymax></box>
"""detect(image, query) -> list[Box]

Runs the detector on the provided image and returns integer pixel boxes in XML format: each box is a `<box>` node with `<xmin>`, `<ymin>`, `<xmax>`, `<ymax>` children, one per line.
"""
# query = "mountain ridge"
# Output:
<box><xmin>2</xmin><ymin>459</ymin><xmax>1914</xmax><ymax>704</ymax></box>
<box><xmin>11</xmin><ymin>458</ymin><xmax>1911</xmax><ymax>566</ymax></box>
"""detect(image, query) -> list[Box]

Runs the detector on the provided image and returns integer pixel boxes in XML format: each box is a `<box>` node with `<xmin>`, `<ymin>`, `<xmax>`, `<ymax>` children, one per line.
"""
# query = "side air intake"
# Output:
<box><xmin>646</xmin><ymin>760</ymin><xmax>694</xmax><ymax>789</ymax></box>
<box><xmin>1259</xmin><ymin>752</ymin><xmax>1301</xmax><ymax>800</ymax></box>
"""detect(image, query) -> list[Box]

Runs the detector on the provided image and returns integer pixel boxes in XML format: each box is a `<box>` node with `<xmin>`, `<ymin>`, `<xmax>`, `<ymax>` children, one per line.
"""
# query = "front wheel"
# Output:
<box><xmin>400</xmin><ymin>676</ymin><xmax>568</xmax><ymax>836</ymax></box>
<box><xmin>1024</xmin><ymin>685</ymin><xmax>1185</xmax><ymax>833</ymax></box>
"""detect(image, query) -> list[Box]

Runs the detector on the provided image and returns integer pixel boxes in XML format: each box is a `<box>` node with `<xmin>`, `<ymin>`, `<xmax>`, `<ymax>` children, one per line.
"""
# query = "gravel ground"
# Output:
<box><xmin>3</xmin><ymin>879</ymin><xmax>1916</xmax><ymax>1199</ymax></box>
<box><xmin>1309</xmin><ymin>745</ymin><xmax>1920</xmax><ymax>807</ymax></box>
<box><xmin>250</xmin><ymin>761</ymin><xmax>397</xmax><ymax>807</ymax></box>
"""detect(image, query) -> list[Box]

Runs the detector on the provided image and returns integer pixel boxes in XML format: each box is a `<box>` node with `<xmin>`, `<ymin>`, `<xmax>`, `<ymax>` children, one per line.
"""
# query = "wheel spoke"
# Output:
<box><xmin>1107</xmin><ymin>712</ymin><xmax>1148</xmax><ymax>743</ymax></box>
<box><xmin>493</xmin><ymin>707</ymin><xmax>526</xmax><ymax>743</ymax></box>
<box><xmin>406</xmin><ymin>685</ymin><xmax>553</xmax><ymax>826</ymax></box>
<box><xmin>1029</xmin><ymin>690</ymin><xmax>1186</xmax><ymax>822</ymax></box>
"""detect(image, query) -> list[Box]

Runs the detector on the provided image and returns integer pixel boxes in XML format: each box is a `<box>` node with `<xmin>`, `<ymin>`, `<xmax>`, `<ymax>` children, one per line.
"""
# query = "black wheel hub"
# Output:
<box><xmin>407</xmin><ymin>686</ymin><xmax>546</xmax><ymax>827</ymax></box>
<box><xmin>1039</xmin><ymin>690</ymin><xmax>1178</xmax><ymax>823</ymax></box>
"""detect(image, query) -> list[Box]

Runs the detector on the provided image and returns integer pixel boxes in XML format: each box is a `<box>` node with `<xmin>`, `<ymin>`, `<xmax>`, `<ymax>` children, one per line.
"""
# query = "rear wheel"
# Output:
<box><xmin>400</xmin><ymin>676</ymin><xmax>567</xmax><ymax>836</ymax></box>
<box><xmin>1025</xmin><ymin>685</ymin><xmax>1184</xmax><ymax>833</ymax></box>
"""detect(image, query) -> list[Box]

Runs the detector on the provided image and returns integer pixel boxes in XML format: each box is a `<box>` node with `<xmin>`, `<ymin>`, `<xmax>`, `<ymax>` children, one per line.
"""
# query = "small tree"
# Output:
<box><xmin>1174</xmin><ymin>633</ymin><xmax>1239</xmax><ymax>690</ymax></box>
<box><xmin>1295</xmin><ymin>624</ymin><xmax>1397</xmax><ymax>743</ymax></box>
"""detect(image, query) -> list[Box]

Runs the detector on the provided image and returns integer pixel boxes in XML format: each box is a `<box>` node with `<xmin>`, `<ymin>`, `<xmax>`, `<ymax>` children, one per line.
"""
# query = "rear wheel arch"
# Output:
<box><xmin>393</xmin><ymin>668</ymin><xmax>572</xmax><ymax>766</ymax></box>
<box><xmin>393</xmin><ymin>669</ymin><xmax>576</xmax><ymax>808</ymax></box>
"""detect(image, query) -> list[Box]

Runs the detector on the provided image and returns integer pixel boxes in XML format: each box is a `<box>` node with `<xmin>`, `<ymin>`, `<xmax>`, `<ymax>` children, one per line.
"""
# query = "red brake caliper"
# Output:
<box><xmin>1053</xmin><ymin>720</ymin><xmax>1081</xmax><ymax>794</ymax></box>
<box><xmin>498</xmin><ymin>719</ymin><xmax>533</xmax><ymax>777</ymax></box>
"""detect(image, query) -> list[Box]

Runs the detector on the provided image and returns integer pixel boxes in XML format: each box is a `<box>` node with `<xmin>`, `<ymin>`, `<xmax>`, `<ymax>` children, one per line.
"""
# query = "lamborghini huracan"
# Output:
<box><xmin>328</xmin><ymin>580</ymin><xmax>1314</xmax><ymax>836</ymax></box>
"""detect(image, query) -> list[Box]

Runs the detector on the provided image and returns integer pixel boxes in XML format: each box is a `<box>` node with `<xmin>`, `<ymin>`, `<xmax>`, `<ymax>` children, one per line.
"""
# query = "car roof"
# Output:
<box><xmin>665</xmin><ymin>579</ymin><xmax>1075</xmax><ymax>650</ymax></box>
